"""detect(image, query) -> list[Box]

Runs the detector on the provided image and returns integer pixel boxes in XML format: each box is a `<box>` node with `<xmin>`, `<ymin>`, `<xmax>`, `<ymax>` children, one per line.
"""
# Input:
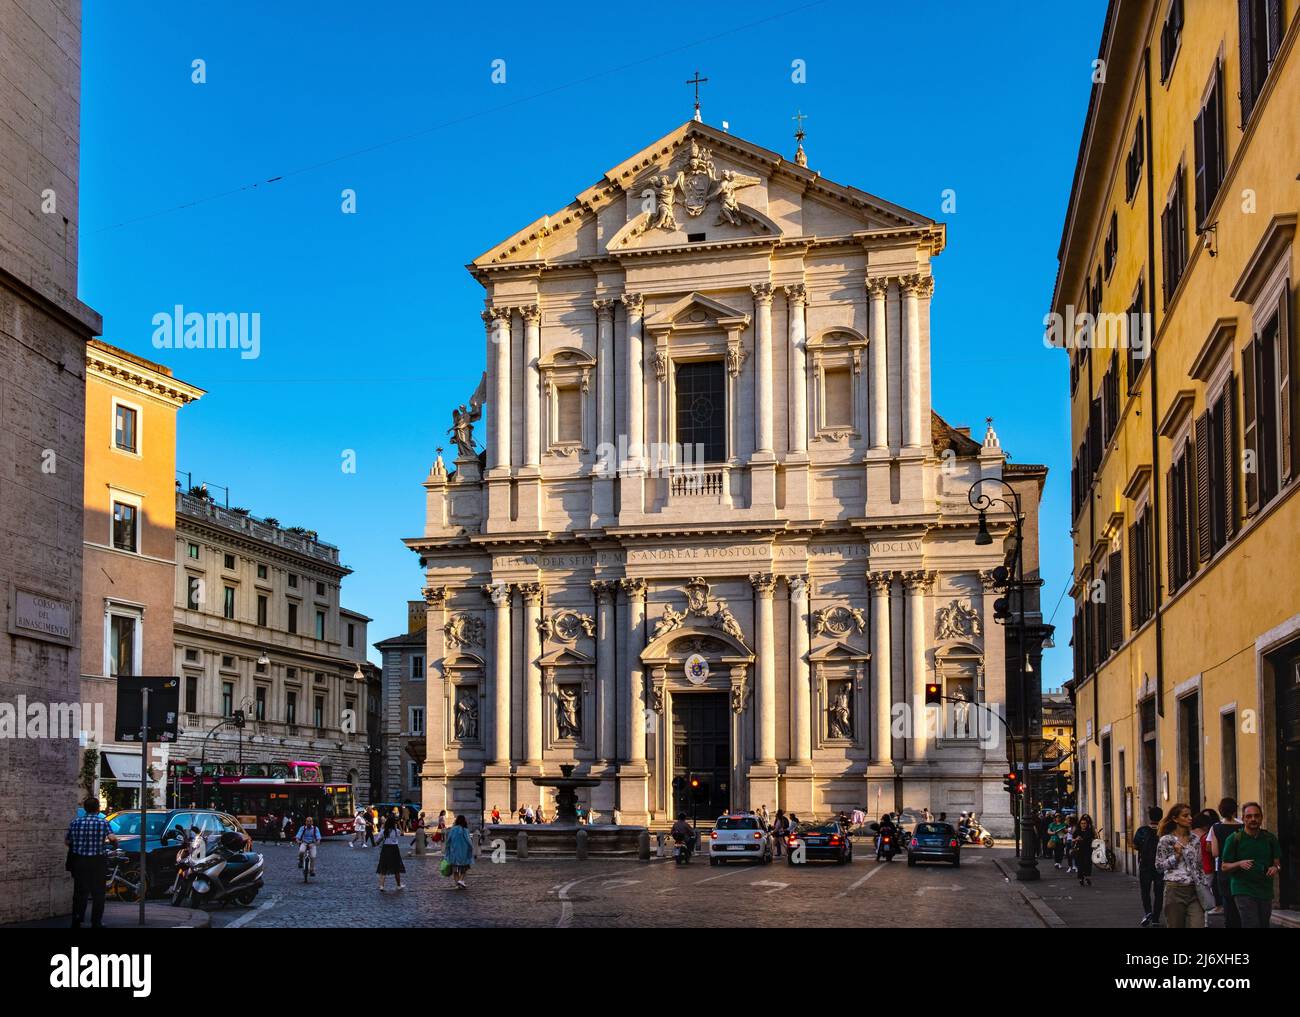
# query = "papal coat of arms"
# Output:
<box><xmin>685</xmin><ymin>652</ymin><xmax>710</xmax><ymax>685</ymax></box>
<box><xmin>637</xmin><ymin>141</ymin><xmax>763</xmax><ymax>235</ymax></box>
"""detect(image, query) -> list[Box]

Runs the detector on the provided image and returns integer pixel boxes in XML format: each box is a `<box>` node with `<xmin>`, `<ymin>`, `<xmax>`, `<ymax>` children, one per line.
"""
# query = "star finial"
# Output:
<box><xmin>792</xmin><ymin>110</ymin><xmax>808</xmax><ymax>167</ymax></box>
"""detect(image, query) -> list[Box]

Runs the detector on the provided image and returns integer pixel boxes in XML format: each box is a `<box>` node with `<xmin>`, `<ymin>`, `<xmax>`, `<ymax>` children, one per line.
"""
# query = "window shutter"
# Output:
<box><xmin>1224</xmin><ymin>372</ymin><xmax>1240</xmax><ymax>537</ymax></box>
<box><xmin>1109</xmin><ymin>549</ymin><xmax>1124</xmax><ymax>649</ymax></box>
<box><xmin>1195</xmin><ymin>411</ymin><xmax>1212</xmax><ymax>561</ymax></box>
<box><xmin>1243</xmin><ymin>335</ymin><xmax>1260</xmax><ymax>514</ymax></box>
<box><xmin>1193</xmin><ymin>101</ymin><xmax>1208</xmax><ymax>227</ymax></box>
<box><xmin>1166</xmin><ymin>469</ymin><xmax>1180</xmax><ymax>594</ymax></box>
<box><xmin>1239</xmin><ymin>0</ymin><xmax>1256</xmax><ymax>124</ymax></box>
<box><xmin>1183</xmin><ymin>437</ymin><xmax>1199</xmax><ymax>578</ymax></box>
<box><xmin>1127</xmin><ymin>523</ymin><xmax>1140</xmax><ymax>628</ymax></box>
<box><xmin>1267</xmin><ymin>0</ymin><xmax>1283</xmax><ymax>63</ymax></box>
<box><xmin>1279</xmin><ymin>281</ymin><xmax>1294</xmax><ymax>482</ymax></box>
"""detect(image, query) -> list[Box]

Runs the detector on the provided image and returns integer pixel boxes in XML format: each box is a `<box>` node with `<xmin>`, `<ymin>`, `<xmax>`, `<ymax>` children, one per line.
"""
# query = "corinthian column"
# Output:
<box><xmin>485</xmin><ymin>582</ymin><xmax>513</xmax><ymax>765</ymax></box>
<box><xmin>901</xmin><ymin>275</ymin><xmax>931</xmax><ymax>449</ymax></box>
<box><xmin>751</xmin><ymin>572</ymin><xmax>778</xmax><ymax>764</ymax></box>
<box><xmin>751</xmin><ymin>284</ymin><xmax>774</xmax><ymax>455</ymax></box>
<box><xmin>521</xmin><ymin>304</ymin><xmax>541</xmax><ymax>468</ymax></box>
<box><xmin>621</xmin><ymin>293</ymin><xmax>644</xmax><ymax>464</ymax></box>
<box><xmin>489</xmin><ymin>308</ymin><xmax>512</xmax><ymax>471</ymax></box>
<box><xmin>902</xmin><ymin>570</ymin><xmax>934</xmax><ymax>759</ymax></box>
<box><xmin>788</xmin><ymin>575</ymin><xmax>811</xmax><ymax>764</ymax></box>
<box><xmin>621</xmin><ymin>577</ymin><xmax>647</xmax><ymax>763</ymax></box>
<box><xmin>785</xmin><ymin>285</ymin><xmax>808</xmax><ymax>454</ymax></box>
<box><xmin>592</xmin><ymin>580</ymin><xmax>618</xmax><ymax>762</ymax></box>
<box><xmin>867</xmin><ymin>570</ymin><xmax>894</xmax><ymax>763</ymax></box>
<box><xmin>867</xmin><ymin>277</ymin><xmax>889</xmax><ymax>450</ymax></box>
<box><xmin>594</xmin><ymin>299</ymin><xmax>616</xmax><ymax>449</ymax></box>
<box><xmin>519</xmin><ymin>583</ymin><xmax>543</xmax><ymax>766</ymax></box>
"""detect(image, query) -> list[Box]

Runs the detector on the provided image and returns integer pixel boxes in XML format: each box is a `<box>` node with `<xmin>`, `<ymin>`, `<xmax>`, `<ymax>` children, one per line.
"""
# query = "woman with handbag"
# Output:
<box><xmin>443</xmin><ymin>814</ymin><xmax>475</xmax><ymax>890</ymax></box>
<box><xmin>432</xmin><ymin>810</ymin><xmax>447</xmax><ymax>854</ymax></box>
<box><xmin>1047</xmin><ymin>814</ymin><xmax>1067</xmax><ymax>869</ymax></box>
<box><xmin>1156</xmin><ymin>803</ymin><xmax>1208</xmax><ymax>928</ymax></box>
<box><xmin>1073</xmin><ymin>814</ymin><xmax>1098</xmax><ymax>886</ymax></box>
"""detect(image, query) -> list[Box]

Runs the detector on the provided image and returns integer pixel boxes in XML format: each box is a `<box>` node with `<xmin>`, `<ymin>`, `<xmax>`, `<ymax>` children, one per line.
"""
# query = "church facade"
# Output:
<box><xmin>407</xmin><ymin>121</ymin><xmax>1047</xmax><ymax>832</ymax></box>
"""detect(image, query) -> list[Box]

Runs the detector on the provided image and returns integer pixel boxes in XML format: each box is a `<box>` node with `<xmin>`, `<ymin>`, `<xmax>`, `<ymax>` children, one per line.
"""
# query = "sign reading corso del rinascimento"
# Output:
<box><xmin>13</xmin><ymin>589</ymin><xmax>73</xmax><ymax>640</ymax></box>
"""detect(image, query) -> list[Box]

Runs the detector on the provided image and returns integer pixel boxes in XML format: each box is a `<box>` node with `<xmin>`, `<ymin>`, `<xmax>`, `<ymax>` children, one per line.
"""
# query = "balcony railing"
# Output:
<box><xmin>667</xmin><ymin>465</ymin><xmax>728</xmax><ymax>503</ymax></box>
<box><xmin>176</xmin><ymin>492</ymin><xmax>340</xmax><ymax>564</ymax></box>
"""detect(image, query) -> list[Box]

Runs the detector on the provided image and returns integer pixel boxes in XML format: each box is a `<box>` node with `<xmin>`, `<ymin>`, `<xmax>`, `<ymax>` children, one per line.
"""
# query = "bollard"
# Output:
<box><xmin>638</xmin><ymin>829</ymin><xmax>652</xmax><ymax>861</ymax></box>
<box><xmin>576</xmin><ymin>827</ymin><xmax>589</xmax><ymax>861</ymax></box>
<box><xmin>414</xmin><ymin>829</ymin><xmax>426</xmax><ymax>856</ymax></box>
<box><xmin>517</xmin><ymin>830</ymin><xmax>528</xmax><ymax>860</ymax></box>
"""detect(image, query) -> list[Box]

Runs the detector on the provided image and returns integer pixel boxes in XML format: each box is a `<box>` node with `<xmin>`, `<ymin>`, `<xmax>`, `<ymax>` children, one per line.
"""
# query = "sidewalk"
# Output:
<box><xmin>2</xmin><ymin>902</ymin><xmax>209</xmax><ymax>929</ymax></box>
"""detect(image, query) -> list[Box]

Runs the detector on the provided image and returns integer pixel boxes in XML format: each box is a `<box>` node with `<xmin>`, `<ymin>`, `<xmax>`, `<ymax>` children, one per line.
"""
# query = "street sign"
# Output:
<box><xmin>115</xmin><ymin>676</ymin><xmax>180</xmax><ymax>742</ymax></box>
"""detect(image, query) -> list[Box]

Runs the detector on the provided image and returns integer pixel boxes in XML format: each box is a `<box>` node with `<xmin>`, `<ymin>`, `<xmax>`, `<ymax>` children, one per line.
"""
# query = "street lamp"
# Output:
<box><xmin>968</xmin><ymin>476</ymin><xmax>1039</xmax><ymax>882</ymax></box>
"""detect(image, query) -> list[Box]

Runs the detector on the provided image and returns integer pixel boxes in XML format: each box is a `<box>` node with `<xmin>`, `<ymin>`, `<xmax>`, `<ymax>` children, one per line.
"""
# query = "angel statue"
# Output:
<box><xmin>707</xmin><ymin>169</ymin><xmax>761</xmax><ymax>226</ymax></box>
<box><xmin>644</xmin><ymin>171</ymin><xmax>685</xmax><ymax>231</ymax></box>
<box><xmin>449</xmin><ymin>371</ymin><xmax>487</xmax><ymax>458</ymax></box>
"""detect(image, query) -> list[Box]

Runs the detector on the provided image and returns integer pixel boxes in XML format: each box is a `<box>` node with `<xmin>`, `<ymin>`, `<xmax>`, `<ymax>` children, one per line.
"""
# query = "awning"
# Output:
<box><xmin>101</xmin><ymin>751</ymin><xmax>146</xmax><ymax>783</ymax></box>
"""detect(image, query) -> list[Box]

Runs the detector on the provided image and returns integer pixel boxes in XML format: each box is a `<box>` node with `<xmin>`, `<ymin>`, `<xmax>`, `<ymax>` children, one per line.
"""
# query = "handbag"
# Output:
<box><xmin>1196</xmin><ymin>881</ymin><xmax>1216</xmax><ymax>911</ymax></box>
<box><xmin>1091</xmin><ymin>840</ymin><xmax>1107</xmax><ymax>867</ymax></box>
<box><xmin>439</xmin><ymin>857</ymin><xmax>453</xmax><ymax>878</ymax></box>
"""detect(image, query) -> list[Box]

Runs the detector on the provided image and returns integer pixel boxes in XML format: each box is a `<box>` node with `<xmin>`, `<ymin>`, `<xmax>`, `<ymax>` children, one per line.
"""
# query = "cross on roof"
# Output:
<box><xmin>686</xmin><ymin>70</ymin><xmax>708</xmax><ymax>122</ymax></box>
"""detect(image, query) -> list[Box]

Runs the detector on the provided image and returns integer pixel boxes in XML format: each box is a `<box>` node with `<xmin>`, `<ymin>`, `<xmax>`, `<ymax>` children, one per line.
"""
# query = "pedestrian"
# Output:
<box><xmin>364</xmin><ymin>809</ymin><xmax>376</xmax><ymax>848</ymax></box>
<box><xmin>281</xmin><ymin>813</ymin><xmax>293</xmax><ymax>845</ymax></box>
<box><xmin>1156</xmin><ymin>803</ymin><xmax>1208</xmax><ymax>929</ymax></box>
<box><xmin>1073</xmin><ymin>814</ymin><xmax>1098</xmax><ymax>886</ymax></box>
<box><xmin>433</xmin><ymin>809</ymin><xmax>447</xmax><ymax>853</ymax></box>
<box><xmin>351</xmin><ymin>810</ymin><xmax>366</xmax><ymax>849</ymax></box>
<box><xmin>758</xmin><ymin>803</ymin><xmax>769</xmax><ymax>825</ymax></box>
<box><xmin>575</xmin><ymin>803</ymin><xmax>585</xmax><ymax>825</ymax></box>
<box><xmin>1220</xmin><ymin>802</ymin><xmax>1281</xmax><ymax>929</ymax></box>
<box><xmin>1134</xmin><ymin>805</ymin><xmax>1165</xmax><ymax>927</ymax></box>
<box><xmin>536</xmin><ymin>804</ymin><xmax>546</xmax><ymax>824</ymax></box>
<box><xmin>1209</xmin><ymin>798</ymin><xmax>1245</xmax><ymax>928</ymax></box>
<box><xmin>1193</xmin><ymin>810</ymin><xmax>1220</xmax><ymax>914</ymax></box>
<box><xmin>772</xmin><ymin>809</ymin><xmax>788</xmax><ymax>857</ymax></box>
<box><xmin>377</xmin><ymin>814</ymin><xmax>406</xmax><ymax>891</ymax></box>
<box><xmin>490</xmin><ymin>806</ymin><xmax>501</xmax><ymax>825</ymax></box>
<box><xmin>66</xmin><ymin>796</ymin><xmax>117</xmax><ymax>928</ymax></box>
<box><xmin>444</xmin><ymin>814</ymin><xmax>475</xmax><ymax>889</ymax></box>
<box><xmin>518</xmin><ymin>805</ymin><xmax>527</xmax><ymax>824</ymax></box>
<box><xmin>1064</xmin><ymin>816</ymin><xmax>1078</xmax><ymax>873</ymax></box>
<box><xmin>1047</xmin><ymin>813</ymin><xmax>1067</xmax><ymax>869</ymax></box>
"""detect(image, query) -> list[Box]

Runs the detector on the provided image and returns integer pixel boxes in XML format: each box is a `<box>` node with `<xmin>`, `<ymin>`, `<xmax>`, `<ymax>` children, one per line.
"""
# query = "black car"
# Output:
<box><xmin>787</xmin><ymin>819</ymin><xmax>853</xmax><ymax>865</ymax></box>
<box><xmin>906</xmin><ymin>821</ymin><xmax>962</xmax><ymax>867</ymax></box>
<box><xmin>106</xmin><ymin>809</ymin><xmax>250</xmax><ymax>898</ymax></box>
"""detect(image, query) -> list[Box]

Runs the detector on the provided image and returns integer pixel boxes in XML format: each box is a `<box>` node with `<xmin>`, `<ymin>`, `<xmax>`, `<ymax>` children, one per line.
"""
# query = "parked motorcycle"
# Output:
<box><xmin>170</xmin><ymin>829</ymin><xmax>264</xmax><ymax>908</ymax></box>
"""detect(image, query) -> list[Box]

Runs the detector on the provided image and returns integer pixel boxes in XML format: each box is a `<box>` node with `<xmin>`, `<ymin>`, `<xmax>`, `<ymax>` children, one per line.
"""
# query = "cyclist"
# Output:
<box><xmin>295</xmin><ymin>815</ymin><xmax>322</xmax><ymax>876</ymax></box>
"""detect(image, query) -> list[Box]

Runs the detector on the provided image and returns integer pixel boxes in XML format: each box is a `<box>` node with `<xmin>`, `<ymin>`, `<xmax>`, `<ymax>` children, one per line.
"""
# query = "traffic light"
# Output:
<box><xmin>690</xmin><ymin>776</ymin><xmax>707</xmax><ymax>803</ymax></box>
<box><xmin>925</xmin><ymin>682</ymin><xmax>942</xmax><ymax>706</ymax></box>
<box><xmin>1003</xmin><ymin>772</ymin><xmax>1018</xmax><ymax>795</ymax></box>
<box><xmin>993</xmin><ymin>597</ymin><xmax>1010</xmax><ymax>621</ymax></box>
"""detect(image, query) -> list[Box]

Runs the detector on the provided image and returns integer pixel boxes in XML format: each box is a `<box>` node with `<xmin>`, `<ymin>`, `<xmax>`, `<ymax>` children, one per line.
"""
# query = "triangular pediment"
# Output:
<box><xmin>539</xmin><ymin>646</ymin><xmax>592</xmax><ymax>667</ymax></box>
<box><xmin>470</xmin><ymin>121</ymin><xmax>940</xmax><ymax>274</ymax></box>
<box><xmin>643</xmin><ymin>292</ymin><xmax>750</xmax><ymax>334</ymax></box>
<box><xmin>808</xmin><ymin>638</ymin><xmax>870</xmax><ymax>662</ymax></box>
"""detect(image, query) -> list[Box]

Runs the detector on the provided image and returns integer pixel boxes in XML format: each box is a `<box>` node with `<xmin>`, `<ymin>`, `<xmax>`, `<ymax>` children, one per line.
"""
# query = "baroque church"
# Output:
<box><xmin>407</xmin><ymin>118</ymin><xmax>1049</xmax><ymax>833</ymax></box>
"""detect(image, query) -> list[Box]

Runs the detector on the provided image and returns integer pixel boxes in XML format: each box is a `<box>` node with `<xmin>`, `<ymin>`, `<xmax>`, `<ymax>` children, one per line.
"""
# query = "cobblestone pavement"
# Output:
<box><xmin>206</xmin><ymin>839</ymin><xmax>1042</xmax><ymax>928</ymax></box>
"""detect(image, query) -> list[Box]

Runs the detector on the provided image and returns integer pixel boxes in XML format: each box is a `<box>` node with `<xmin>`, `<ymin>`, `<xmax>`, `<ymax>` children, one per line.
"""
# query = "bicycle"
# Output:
<box><xmin>298</xmin><ymin>840</ymin><xmax>317</xmax><ymax>882</ymax></box>
<box><xmin>105</xmin><ymin>849</ymin><xmax>144</xmax><ymax>902</ymax></box>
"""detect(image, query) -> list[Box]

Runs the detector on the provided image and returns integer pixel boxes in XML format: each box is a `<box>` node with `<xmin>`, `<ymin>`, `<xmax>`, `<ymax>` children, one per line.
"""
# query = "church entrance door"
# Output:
<box><xmin>671</xmin><ymin>692</ymin><xmax>730</xmax><ymax>819</ymax></box>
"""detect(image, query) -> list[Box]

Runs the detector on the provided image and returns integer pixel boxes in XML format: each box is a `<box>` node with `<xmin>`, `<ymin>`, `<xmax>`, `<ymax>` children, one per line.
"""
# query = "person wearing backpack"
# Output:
<box><xmin>1209</xmin><ymin>798</ymin><xmax>1245</xmax><ymax>928</ymax></box>
<box><xmin>1220</xmin><ymin>802</ymin><xmax>1282</xmax><ymax>929</ymax></box>
<box><xmin>1133</xmin><ymin>806</ymin><xmax>1164</xmax><ymax>926</ymax></box>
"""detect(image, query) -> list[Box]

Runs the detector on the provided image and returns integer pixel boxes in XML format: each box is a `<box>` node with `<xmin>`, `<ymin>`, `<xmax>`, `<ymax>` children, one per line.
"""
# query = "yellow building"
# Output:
<box><xmin>81</xmin><ymin>341</ymin><xmax>203</xmax><ymax>806</ymax></box>
<box><xmin>1054</xmin><ymin>0</ymin><xmax>1299</xmax><ymax>906</ymax></box>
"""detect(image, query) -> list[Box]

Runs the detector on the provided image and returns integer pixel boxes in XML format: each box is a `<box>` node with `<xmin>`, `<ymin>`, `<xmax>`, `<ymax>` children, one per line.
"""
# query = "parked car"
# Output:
<box><xmin>708</xmin><ymin>813</ymin><xmax>773</xmax><ymax>865</ymax></box>
<box><xmin>787</xmin><ymin>819</ymin><xmax>853</xmax><ymax>865</ymax></box>
<box><xmin>906</xmin><ymin>821</ymin><xmax>962</xmax><ymax>867</ymax></box>
<box><xmin>105</xmin><ymin>808</ymin><xmax>251</xmax><ymax>898</ymax></box>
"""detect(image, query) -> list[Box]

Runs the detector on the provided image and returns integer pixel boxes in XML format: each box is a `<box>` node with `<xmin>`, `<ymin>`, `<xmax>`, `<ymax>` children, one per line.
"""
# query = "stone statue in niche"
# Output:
<box><xmin>828</xmin><ymin>681</ymin><xmax>853</xmax><ymax>739</ymax></box>
<box><xmin>556</xmin><ymin>686</ymin><xmax>581</xmax><ymax>740</ymax></box>
<box><xmin>454</xmin><ymin>689</ymin><xmax>479</xmax><ymax>741</ymax></box>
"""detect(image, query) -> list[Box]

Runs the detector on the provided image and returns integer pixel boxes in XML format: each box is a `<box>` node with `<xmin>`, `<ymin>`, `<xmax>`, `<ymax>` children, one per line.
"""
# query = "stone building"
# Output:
<box><xmin>0</xmin><ymin>0</ymin><xmax>103</xmax><ymax>922</ymax></box>
<box><xmin>80</xmin><ymin>341</ymin><xmax>203</xmax><ymax>806</ymax></box>
<box><xmin>407</xmin><ymin>120</ymin><xmax>1048</xmax><ymax>831</ymax></box>
<box><xmin>170</xmin><ymin>492</ymin><xmax>372</xmax><ymax>791</ymax></box>
<box><xmin>1059</xmin><ymin>0</ymin><xmax>1299</xmax><ymax>902</ymax></box>
<box><xmin>375</xmin><ymin>600</ymin><xmax>430</xmax><ymax>805</ymax></box>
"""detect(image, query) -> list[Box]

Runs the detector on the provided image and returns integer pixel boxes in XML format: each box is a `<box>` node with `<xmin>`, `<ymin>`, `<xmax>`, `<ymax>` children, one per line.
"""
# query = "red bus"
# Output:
<box><xmin>166</xmin><ymin>759</ymin><xmax>355</xmax><ymax>837</ymax></box>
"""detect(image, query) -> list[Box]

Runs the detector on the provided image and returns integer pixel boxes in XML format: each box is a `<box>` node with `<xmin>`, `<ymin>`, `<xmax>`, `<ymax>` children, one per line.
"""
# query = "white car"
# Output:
<box><xmin>708</xmin><ymin>813</ymin><xmax>773</xmax><ymax>865</ymax></box>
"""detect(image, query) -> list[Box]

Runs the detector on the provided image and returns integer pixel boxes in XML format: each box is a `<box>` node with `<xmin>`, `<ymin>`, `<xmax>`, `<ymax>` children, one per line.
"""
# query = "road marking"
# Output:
<box><xmin>602</xmin><ymin>878</ymin><xmax>641</xmax><ymax>889</ymax></box>
<box><xmin>834</xmin><ymin>864</ymin><xmax>886</xmax><ymax>898</ymax></box>
<box><xmin>223</xmin><ymin>894</ymin><xmax>280</xmax><ymax>929</ymax></box>
<box><xmin>914</xmin><ymin>884</ymin><xmax>963</xmax><ymax>896</ymax></box>
<box><xmin>658</xmin><ymin>864</ymin><xmax>750</xmax><ymax>892</ymax></box>
<box><xmin>552</xmin><ymin>873</ymin><xmax>609</xmax><ymax>928</ymax></box>
<box><xmin>750</xmin><ymin>879</ymin><xmax>789</xmax><ymax>893</ymax></box>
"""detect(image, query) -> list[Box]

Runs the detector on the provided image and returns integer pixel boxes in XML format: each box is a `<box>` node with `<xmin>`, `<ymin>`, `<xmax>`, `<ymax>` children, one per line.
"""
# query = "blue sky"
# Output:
<box><xmin>79</xmin><ymin>0</ymin><xmax>1105</xmax><ymax>681</ymax></box>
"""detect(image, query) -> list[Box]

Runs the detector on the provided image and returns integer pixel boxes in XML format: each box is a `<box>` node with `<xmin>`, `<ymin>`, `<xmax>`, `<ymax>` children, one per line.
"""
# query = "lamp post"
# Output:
<box><xmin>969</xmin><ymin>476</ymin><xmax>1039</xmax><ymax>882</ymax></box>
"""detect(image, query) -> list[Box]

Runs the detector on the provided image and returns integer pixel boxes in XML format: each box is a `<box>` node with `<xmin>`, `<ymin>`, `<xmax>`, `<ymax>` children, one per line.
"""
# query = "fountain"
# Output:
<box><xmin>482</xmin><ymin>764</ymin><xmax>647</xmax><ymax>857</ymax></box>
